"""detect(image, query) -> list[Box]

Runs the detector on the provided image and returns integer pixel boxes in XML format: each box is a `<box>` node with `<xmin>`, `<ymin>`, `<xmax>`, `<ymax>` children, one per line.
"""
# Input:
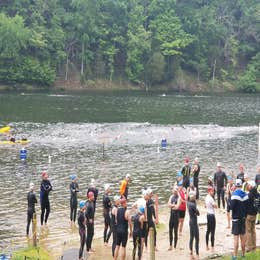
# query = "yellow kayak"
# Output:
<box><xmin>0</xmin><ymin>140</ymin><xmax>30</xmax><ymax>145</ymax></box>
<box><xmin>0</xmin><ymin>126</ymin><xmax>11</xmax><ymax>133</ymax></box>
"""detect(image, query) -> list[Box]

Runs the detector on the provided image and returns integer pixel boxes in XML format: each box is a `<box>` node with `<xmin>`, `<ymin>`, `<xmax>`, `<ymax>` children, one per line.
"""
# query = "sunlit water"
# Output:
<box><xmin>0</xmin><ymin>92</ymin><xmax>259</xmax><ymax>253</ymax></box>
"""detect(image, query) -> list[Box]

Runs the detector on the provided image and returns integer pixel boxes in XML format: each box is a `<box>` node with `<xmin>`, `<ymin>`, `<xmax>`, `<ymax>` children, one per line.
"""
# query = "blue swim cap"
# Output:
<box><xmin>70</xmin><ymin>174</ymin><xmax>77</xmax><ymax>180</ymax></box>
<box><xmin>139</xmin><ymin>206</ymin><xmax>145</xmax><ymax>214</ymax></box>
<box><xmin>177</xmin><ymin>171</ymin><xmax>183</xmax><ymax>177</ymax></box>
<box><xmin>177</xmin><ymin>180</ymin><xmax>183</xmax><ymax>186</ymax></box>
<box><xmin>79</xmin><ymin>201</ymin><xmax>85</xmax><ymax>209</ymax></box>
<box><xmin>228</xmin><ymin>175</ymin><xmax>233</xmax><ymax>180</ymax></box>
<box><xmin>190</xmin><ymin>177</ymin><xmax>193</xmax><ymax>183</ymax></box>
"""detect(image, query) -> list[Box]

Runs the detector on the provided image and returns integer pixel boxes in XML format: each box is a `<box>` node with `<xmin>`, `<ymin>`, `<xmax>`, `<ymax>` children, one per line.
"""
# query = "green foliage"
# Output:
<box><xmin>12</xmin><ymin>246</ymin><xmax>51</xmax><ymax>260</ymax></box>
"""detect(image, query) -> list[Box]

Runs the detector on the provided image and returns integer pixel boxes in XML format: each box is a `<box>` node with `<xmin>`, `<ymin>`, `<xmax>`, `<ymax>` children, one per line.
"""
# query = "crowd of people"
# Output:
<box><xmin>26</xmin><ymin>159</ymin><xmax>260</xmax><ymax>260</ymax></box>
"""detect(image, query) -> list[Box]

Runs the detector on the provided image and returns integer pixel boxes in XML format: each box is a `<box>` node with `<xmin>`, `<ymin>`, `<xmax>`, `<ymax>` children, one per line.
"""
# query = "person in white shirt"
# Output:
<box><xmin>205</xmin><ymin>187</ymin><xmax>217</xmax><ymax>250</ymax></box>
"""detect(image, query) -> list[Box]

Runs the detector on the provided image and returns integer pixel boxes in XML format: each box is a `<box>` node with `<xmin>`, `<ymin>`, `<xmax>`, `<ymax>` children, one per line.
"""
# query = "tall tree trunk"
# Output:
<box><xmin>81</xmin><ymin>41</ymin><xmax>84</xmax><ymax>76</ymax></box>
<box><xmin>212</xmin><ymin>59</ymin><xmax>216</xmax><ymax>85</ymax></box>
<box><xmin>65</xmin><ymin>54</ymin><xmax>69</xmax><ymax>81</ymax></box>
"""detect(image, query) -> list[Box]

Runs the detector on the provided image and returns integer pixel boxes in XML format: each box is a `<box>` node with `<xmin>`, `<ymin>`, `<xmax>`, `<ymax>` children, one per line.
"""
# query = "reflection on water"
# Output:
<box><xmin>0</xmin><ymin>122</ymin><xmax>258</xmax><ymax>253</ymax></box>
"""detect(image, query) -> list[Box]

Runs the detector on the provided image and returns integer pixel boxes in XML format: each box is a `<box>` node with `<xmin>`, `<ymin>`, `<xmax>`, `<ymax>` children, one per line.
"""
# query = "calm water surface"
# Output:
<box><xmin>0</xmin><ymin>92</ymin><xmax>259</xmax><ymax>252</ymax></box>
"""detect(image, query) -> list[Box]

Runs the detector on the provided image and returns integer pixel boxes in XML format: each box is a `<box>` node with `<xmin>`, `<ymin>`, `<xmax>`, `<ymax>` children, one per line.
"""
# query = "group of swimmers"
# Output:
<box><xmin>26</xmin><ymin>159</ymin><xmax>260</xmax><ymax>260</ymax></box>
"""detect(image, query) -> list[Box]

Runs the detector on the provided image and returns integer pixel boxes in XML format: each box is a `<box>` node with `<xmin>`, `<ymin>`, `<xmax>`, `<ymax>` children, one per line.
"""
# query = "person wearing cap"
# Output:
<box><xmin>168</xmin><ymin>185</ymin><xmax>181</xmax><ymax>250</ymax></box>
<box><xmin>132</xmin><ymin>206</ymin><xmax>145</xmax><ymax>260</ymax></box>
<box><xmin>26</xmin><ymin>183</ymin><xmax>37</xmax><ymax>236</ymax></box>
<box><xmin>192</xmin><ymin>157</ymin><xmax>201</xmax><ymax>199</ymax></box>
<box><xmin>114</xmin><ymin>198</ymin><xmax>133</xmax><ymax>260</ymax></box>
<box><xmin>187</xmin><ymin>191</ymin><xmax>200</xmax><ymax>258</ymax></box>
<box><xmin>181</xmin><ymin>158</ymin><xmax>191</xmax><ymax>188</ymax></box>
<box><xmin>237</xmin><ymin>164</ymin><xmax>246</xmax><ymax>183</ymax></box>
<box><xmin>187</xmin><ymin>178</ymin><xmax>197</xmax><ymax>201</ymax></box>
<box><xmin>85</xmin><ymin>191</ymin><xmax>95</xmax><ymax>253</ymax></box>
<box><xmin>214</xmin><ymin>162</ymin><xmax>227</xmax><ymax>209</ymax></box>
<box><xmin>230</xmin><ymin>178</ymin><xmax>249</xmax><ymax>259</ymax></box>
<box><xmin>226</xmin><ymin>175</ymin><xmax>235</xmax><ymax>229</ymax></box>
<box><xmin>177</xmin><ymin>180</ymin><xmax>186</xmax><ymax>236</ymax></box>
<box><xmin>70</xmin><ymin>175</ymin><xmax>79</xmax><ymax>224</ymax></box>
<box><xmin>78</xmin><ymin>201</ymin><xmax>86</xmax><ymax>260</ymax></box>
<box><xmin>87</xmin><ymin>179</ymin><xmax>99</xmax><ymax>213</ymax></box>
<box><xmin>111</xmin><ymin>195</ymin><xmax>121</xmax><ymax>257</ymax></box>
<box><xmin>40</xmin><ymin>171</ymin><xmax>52</xmax><ymax>226</ymax></box>
<box><xmin>103</xmin><ymin>184</ymin><xmax>112</xmax><ymax>245</ymax></box>
<box><xmin>119</xmin><ymin>174</ymin><xmax>131</xmax><ymax>199</ymax></box>
<box><xmin>246</xmin><ymin>181</ymin><xmax>258</xmax><ymax>252</ymax></box>
<box><xmin>207</xmin><ymin>176</ymin><xmax>215</xmax><ymax>197</ymax></box>
<box><xmin>205</xmin><ymin>187</ymin><xmax>217</xmax><ymax>251</ymax></box>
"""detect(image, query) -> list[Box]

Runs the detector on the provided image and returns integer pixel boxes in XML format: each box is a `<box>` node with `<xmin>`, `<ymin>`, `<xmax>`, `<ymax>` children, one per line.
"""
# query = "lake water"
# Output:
<box><xmin>0</xmin><ymin>91</ymin><xmax>259</xmax><ymax>252</ymax></box>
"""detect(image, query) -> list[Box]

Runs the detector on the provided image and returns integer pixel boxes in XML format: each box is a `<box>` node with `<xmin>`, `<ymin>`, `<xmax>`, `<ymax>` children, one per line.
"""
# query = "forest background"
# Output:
<box><xmin>0</xmin><ymin>0</ymin><xmax>259</xmax><ymax>92</ymax></box>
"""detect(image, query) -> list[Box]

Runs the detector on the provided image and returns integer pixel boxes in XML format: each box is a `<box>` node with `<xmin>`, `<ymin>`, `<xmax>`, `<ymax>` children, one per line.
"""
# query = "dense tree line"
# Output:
<box><xmin>0</xmin><ymin>0</ymin><xmax>259</xmax><ymax>91</ymax></box>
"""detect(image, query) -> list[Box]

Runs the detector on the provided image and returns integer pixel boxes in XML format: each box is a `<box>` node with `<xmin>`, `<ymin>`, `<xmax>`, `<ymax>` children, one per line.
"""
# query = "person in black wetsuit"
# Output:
<box><xmin>103</xmin><ymin>184</ymin><xmax>112</xmax><ymax>245</ymax></box>
<box><xmin>111</xmin><ymin>195</ymin><xmax>121</xmax><ymax>257</ymax></box>
<box><xmin>85</xmin><ymin>191</ymin><xmax>95</xmax><ymax>254</ymax></box>
<box><xmin>237</xmin><ymin>164</ymin><xmax>245</xmax><ymax>183</ymax></box>
<box><xmin>187</xmin><ymin>191</ymin><xmax>200</xmax><ymax>258</ymax></box>
<box><xmin>26</xmin><ymin>183</ymin><xmax>37</xmax><ymax>236</ymax></box>
<box><xmin>214</xmin><ymin>162</ymin><xmax>227</xmax><ymax>209</ymax></box>
<box><xmin>181</xmin><ymin>158</ymin><xmax>191</xmax><ymax>188</ymax></box>
<box><xmin>114</xmin><ymin>198</ymin><xmax>133</xmax><ymax>260</ymax></box>
<box><xmin>192</xmin><ymin>158</ymin><xmax>201</xmax><ymax>199</ymax></box>
<box><xmin>70</xmin><ymin>174</ymin><xmax>79</xmax><ymax>223</ymax></box>
<box><xmin>78</xmin><ymin>201</ymin><xmax>86</xmax><ymax>260</ymax></box>
<box><xmin>87</xmin><ymin>179</ymin><xmax>98</xmax><ymax>213</ymax></box>
<box><xmin>132</xmin><ymin>206</ymin><xmax>145</xmax><ymax>260</ymax></box>
<box><xmin>168</xmin><ymin>185</ymin><xmax>181</xmax><ymax>250</ymax></box>
<box><xmin>40</xmin><ymin>171</ymin><xmax>52</xmax><ymax>225</ymax></box>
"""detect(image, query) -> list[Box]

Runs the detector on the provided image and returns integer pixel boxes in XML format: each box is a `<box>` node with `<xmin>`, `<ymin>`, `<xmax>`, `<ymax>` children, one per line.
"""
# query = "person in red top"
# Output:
<box><xmin>177</xmin><ymin>180</ymin><xmax>186</xmax><ymax>236</ymax></box>
<box><xmin>119</xmin><ymin>174</ymin><xmax>131</xmax><ymax>199</ymax></box>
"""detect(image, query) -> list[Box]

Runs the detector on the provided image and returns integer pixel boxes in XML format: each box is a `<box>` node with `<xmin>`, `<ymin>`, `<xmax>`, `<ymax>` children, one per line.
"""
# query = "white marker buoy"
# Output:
<box><xmin>48</xmin><ymin>155</ymin><xmax>52</xmax><ymax>164</ymax></box>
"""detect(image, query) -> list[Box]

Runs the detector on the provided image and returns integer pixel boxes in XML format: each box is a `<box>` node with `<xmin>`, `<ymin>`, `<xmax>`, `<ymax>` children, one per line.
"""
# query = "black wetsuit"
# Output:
<box><xmin>40</xmin><ymin>179</ymin><xmax>52</xmax><ymax>225</ymax></box>
<box><xmin>133</xmin><ymin>213</ymin><xmax>143</xmax><ymax>260</ymax></box>
<box><xmin>145</xmin><ymin>199</ymin><xmax>156</xmax><ymax>247</ymax></box>
<box><xmin>237</xmin><ymin>172</ymin><xmax>245</xmax><ymax>183</ymax></box>
<box><xmin>103</xmin><ymin>193</ymin><xmax>112</xmax><ymax>243</ymax></box>
<box><xmin>181</xmin><ymin>164</ymin><xmax>191</xmax><ymax>188</ymax></box>
<box><xmin>85</xmin><ymin>200</ymin><xmax>95</xmax><ymax>251</ymax></box>
<box><xmin>116</xmin><ymin>207</ymin><xmax>128</xmax><ymax>247</ymax></box>
<box><xmin>111</xmin><ymin>204</ymin><xmax>118</xmax><ymax>257</ymax></box>
<box><xmin>214</xmin><ymin>171</ymin><xmax>227</xmax><ymax>209</ymax></box>
<box><xmin>87</xmin><ymin>187</ymin><xmax>98</xmax><ymax>212</ymax></box>
<box><xmin>78</xmin><ymin>210</ymin><xmax>86</xmax><ymax>259</ymax></box>
<box><xmin>255</xmin><ymin>174</ymin><xmax>260</xmax><ymax>187</ymax></box>
<box><xmin>169</xmin><ymin>194</ymin><xmax>179</xmax><ymax>248</ymax></box>
<box><xmin>187</xmin><ymin>201</ymin><xmax>200</xmax><ymax>255</ymax></box>
<box><xmin>193</xmin><ymin>164</ymin><xmax>200</xmax><ymax>199</ymax></box>
<box><xmin>26</xmin><ymin>191</ymin><xmax>37</xmax><ymax>235</ymax></box>
<box><xmin>70</xmin><ymin>182</ymin><xmax>79</xmax><ymax>222</ymax></box>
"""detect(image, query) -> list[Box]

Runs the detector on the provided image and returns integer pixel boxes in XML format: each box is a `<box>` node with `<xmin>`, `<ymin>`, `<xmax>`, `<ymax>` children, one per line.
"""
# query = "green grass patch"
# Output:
<box><xmin>221</xmin><ymin>249</ymin><xmax>260</xmax><ymax>259</ymax></box>
<box><xmin>12</xmin><ymin>247</ymin><xmax>51</xmax><ymax>260</ymax></box>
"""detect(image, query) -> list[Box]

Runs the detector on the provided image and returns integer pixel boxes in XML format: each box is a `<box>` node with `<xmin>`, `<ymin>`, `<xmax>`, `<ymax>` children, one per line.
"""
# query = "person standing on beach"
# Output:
<box><xmin>78</xmin><ymin>201</ymin><xmax>86</xmax><ymax>260</ymax></box>
<box><xmin>177</xmin><ymin>180</ymin><xmax>187</xmax><ymax>236</ymax></box>
<box><xmin>181</xmin><ymin>158</ymin><xmax>191</xmax><ymax>188</ymax></box>
<box><xmin>103</xmin><ymin>184</ymin><xmax>112</xmax><ymax>245</ymax></box>
<box><xmin>70</xmin><ymin>174</ymin><xmax>79</xmax><ymax>224</ymax></box>
<box><xmin>237</xmin><ymin>164</ymin><xmax>245</xmax><ymax>183</ymax></box>
<box><xmin>119</xmin><ymin>174</ymin><xmax>131</xmax><ymax>199</ymax></box>
<box><xmin>192</xmin><ymin>157</ymin><xmax>200</xmax><ymax>199</ymax></box>
<box><xmin>111</xmin><ymin>195</ymin><xmax>121</xmax><ymax>257</ymax></box>
<box><xmin>205</xmin><ymin>187</ymin><xmax>217</xmax><ymax>251</ymax></box>
<box><xmin>214</xmin><ymin>162</ymin><xmax>227</xmax><ymax>209</ymax></box>
<box><xmin>226</xmin><ymin>176</ymin><xmax>235</xmax><ymax>229</ymax></box>
<box><xmin>187</xmin><ymin>191</ymin><xmax>200</xmax><ymax>259</ymax></box>
<box><xmin>85</xmin><ymin>191</ymin><xmax>95</xmax><ymax>254</ymax></box>
<box><xmin>87</xmin><ymin>179</ymin><xmax>98</xmax><ymax>212</ymax></box>
<box><xmin>40</xmin><ymin>171</ymin><xmax>52</xmax><ymax>226</ymax></box>
<box><xmin>187</xmin><ymin>178</ymin><xmax>197</xmax><ymax>201</ymax></box>
<box><xmin>168</xmin><ymin>185</ymin><xmax>181</xmax><ymax>250</ymax></box>
<box><xmin>230</xmin><ymin>179</ymin><xmax>248</xmax><ymax>260</ymax></box>
<box><xmin>114</xmin><ymin>198</ymin><xmax>133</xmax><ymax>260</ymax></box>
<box><xmin>255</xmin><ymin>166</ymin><xmax>260</xmax><ymax>224</ymax></box>
<box><xmin>26</xmin><ymin>183</ymin><xmax>37</xmax><ymax>236</ymax></box>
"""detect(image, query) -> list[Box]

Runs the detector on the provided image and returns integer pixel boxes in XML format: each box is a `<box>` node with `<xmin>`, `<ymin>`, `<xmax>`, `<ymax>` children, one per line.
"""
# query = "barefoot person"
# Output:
<box><xmin>192</xmin><ymin>157</ymin><xmax>201</xmax><ymax>199</ymax></box>
<box><xmin>70</xmin><ymin>174</ymin><xmax>79</xmax><ymax>224</ymax></box>
<box><xmin>214</xmin><ymin>162</ymin><xmax>227</xmax><ymax>209</ymax></box>
<box><xmin>187</xmin><ymin>191</ymin><xmax>200</xmax><ymax>259</ymax></box>
<box><xmin>119</xmin><ymin>174</ymin><xmax>131</xmax><ymax>199</ymax></box>
<box><xmin>114</xmin><ymin>198</ymin><xmax>133</xmax><ymax>260</ymax></box>
<box><xmin>40</xmin><ymin>171</ymin><xmax>52</xmax><ymax>226</ymax></box>
<box><xmin>26</xmin><ymin>183</ymin><xmax>37</xmax><ymax>236</ymax></box>
<box><xmin>111</xmin><ymin>195</ymin><xmax>121</xmax><ymax>257</ymax></box>
<box><xmin>103</xmin><ymin>184</ymin><xmax>112</xmax><ymax>245</ymax></box>
<box><xmin>78</xmin><ymin>201</ymin><xmax>86</xmax><ymax>260</ymax></box>
<box><xmin>226</xmin><ymin>175</ymin><xmax>235</xmax><ymax>229</ymax></box>
<box><xmin>230</xmin><ymin>179</ymin><xmax>248</xmax><ymax>259</ymax></box>
<box><xmin>181</xmin><ymin>158</ymin><xmax>191</xmax><ymax>188</ymax></box>
<box><xmin>177</xmin><ymin>180</ymin><xmax>186</xmax><ymax>236</ymax></box>
<box><xmin>205</xmin><ymin>187</ymin><xmax>217</xmax><ymax>251</ymax></box>
<box><xmin>168</xmin><ymin>185</ymin><xmax>181</xmax><ymax>250</ymax></box>
<box><xmin>87</xmin><ymin>179</ymin><xmax>98</xmax><ymax>212</ymax></box>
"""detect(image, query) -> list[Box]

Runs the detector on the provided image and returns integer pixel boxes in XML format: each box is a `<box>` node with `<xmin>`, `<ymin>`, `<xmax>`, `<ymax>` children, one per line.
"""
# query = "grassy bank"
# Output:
<box><xmin>11</xmin><ymin>247</ymin><xmax>52</xmax><ymax>260</ymax></box>
<box><xmin>221</xmin><ymin>249</ymin><xmax>260</xmax><ymax>260</ymax></box>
